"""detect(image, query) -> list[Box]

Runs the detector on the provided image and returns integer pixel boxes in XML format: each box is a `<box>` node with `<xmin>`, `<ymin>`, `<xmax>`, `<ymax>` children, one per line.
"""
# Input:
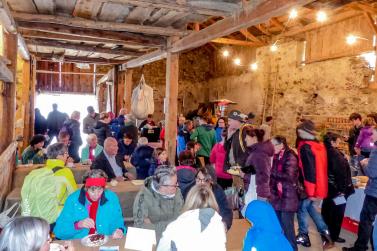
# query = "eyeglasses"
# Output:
<box><xmin>196</xmin><ymin>177</ymin><xmax>207</xmax><ymax>183</ymax></box>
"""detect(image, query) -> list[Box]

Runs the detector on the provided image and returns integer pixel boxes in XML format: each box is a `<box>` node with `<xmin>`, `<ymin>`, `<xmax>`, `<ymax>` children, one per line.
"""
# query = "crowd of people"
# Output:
<box><xmin>3</xmin><ymin>105</ymin><xmax>377</xmax><ymax>251</ymax></box>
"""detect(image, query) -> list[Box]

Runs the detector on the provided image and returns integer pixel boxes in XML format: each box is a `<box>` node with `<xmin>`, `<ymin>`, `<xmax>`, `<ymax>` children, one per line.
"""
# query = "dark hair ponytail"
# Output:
<box><xmin>254</xmin><ymin>129</ymin><xmax>265</xmax><ymax>142</ymax></box>
<box><xmin>272</xmin><ymin>135</ymin><xmax>288</xmax><ymax>149</ymax></box>
<box><xmin>323</xmin><ymin>132</ymin><xmax>340</xmax><ymax>149</ymax></box>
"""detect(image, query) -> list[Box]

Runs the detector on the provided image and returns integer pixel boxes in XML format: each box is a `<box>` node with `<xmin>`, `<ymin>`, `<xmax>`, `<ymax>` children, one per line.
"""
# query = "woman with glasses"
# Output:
<box><xmin>0</xmin><ymin>216</ymin><xmax>74</xmax><ymax>251</ymax></box>
<box><xmin>53</xmin><ymin>169</ymin><xmax>125</xmax><ymax>240</ymax></box>
<box><xmin>157</xmin><ymin>185</ymin><xmax>226</xmax><ymax>251</ymax></box>
<box><xmin>195</xmin><ymin>167</ymin><xmax>233</xmax><ymax>230</ymax></box>
<box><xmin>133</xmin><ymin>165</ymin><xmax>183</xmax><ymax>241</ymax></box>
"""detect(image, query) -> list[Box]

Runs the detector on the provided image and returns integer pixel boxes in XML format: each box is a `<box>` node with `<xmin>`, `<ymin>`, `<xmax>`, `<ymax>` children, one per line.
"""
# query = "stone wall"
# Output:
<box><xmin>204</xmin><ymin>40</ymin><xmax>374</xmax><ymax>144</ymax></box>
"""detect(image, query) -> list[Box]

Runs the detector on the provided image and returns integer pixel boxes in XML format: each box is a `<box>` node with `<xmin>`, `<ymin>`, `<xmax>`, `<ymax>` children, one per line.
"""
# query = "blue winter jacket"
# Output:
<box><xmin>365</xmin><ymin>144</ymin><xmax>377</xmax><ymax>198</ymax></box>
<box><xmin>54</xmin><ymin>188</ymin><xmax>126</xmax><ymax>240</ymax></box>
<box><xmin>243</xmin><ymin>200</ymin><xmax>292</xmax><ymax>251</ymax></box>
<box><xmin>131</xmin><ymin>145</ymin><xmax>155</xmax><ymax>179</ymax></box>
<box><xmin>215</xmin><ymin>127</ymin><xmax>224</xmax><ymax>143</ymax></box>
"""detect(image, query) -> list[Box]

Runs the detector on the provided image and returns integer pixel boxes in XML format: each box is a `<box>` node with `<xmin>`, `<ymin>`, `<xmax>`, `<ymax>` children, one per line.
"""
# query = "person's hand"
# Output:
<box><xmin>355</xmin><ymin>147</ymin><xmax>361</xmax><ymax>155</ymax></box>
<box><xmin>62</xmin><ymin>241</ymin><xmax>75</xmax><ymax>251</ymax></box>
<box><xmin>125</xmin><ymin>172</ymin><xmax>135</xmax><ymax>180</ymax></box>
<box><xmin>308</xmin><ymin>197</ymin><xmax>320</xmax><ymax>202</ymax></box>
<box><xmin>144</xmin><ymin>217</ymin><xmax>152</xmax><ymax>224</ymax></box>
<box><xmin>115</xmin><ymin>176</ymin><xmax>125</xmax><ymax>182</ymax></box>
<box><xmin>66</xmin><ymin>157</ymin><xmax>74</xmax><ymax>163</ymax></box>
<box><xmin>124</xmin><ymin>155</ymin><xmax>130</xmax><ymax>161</ymax></box>
<box><xmin>78</xmin><ymin>218</ymin><xmax>95</xmax><ymax>229</ymax></box>
<box><xmin>112</xmin><ymin>229</ymin><xmax>123</xmax><ymax>239</ymax></box>
<box><xmin>361</xmin><ymin>158</ymin><xmax>369</xmax><ymax>167</ymax></box>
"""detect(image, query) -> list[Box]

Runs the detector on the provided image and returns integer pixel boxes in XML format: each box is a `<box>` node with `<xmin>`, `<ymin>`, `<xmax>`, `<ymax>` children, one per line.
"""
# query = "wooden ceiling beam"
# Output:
<box><xmin>125</xmin><ymin>49</ymin><xmax>167</xmax><ymax>68</ymax></box>
<box><xmin>0</xmin><ymin>0</ymin><xmax>17</xmax><ymax>33</ymax></box>
<box><xmin>364</xmin><ymin>12</ymin><xmax>377</xmax><ymax>35</ymax></box>
<box><xmin>281</xmin><ymin>10</ymin><xmax>361</xmax><ymax>37</ymax></box>
<box><xmin>270</xmin><ymin>17</ymin><xmax>285</xmax><ymax>30</ymax></box>
<box><xmin>240</xmin><ymin>28</ymin><xmax>265</xmax><ymax>44</ymax></box>
<box><xmin>211</xmin><ymin>37</ymin><xmax>263</xmax><ymax>47</ymax></box>
<box><xmin>171</xmin><ymin>0</ymin><xmax>314</xmax><ymax>53</ymax></box>
<box><xmin>256</xmin><ymin>23</ymin><xmax>271</xmax><ymax>35</ymax></box>
<box><xmin>20</xmin><ymin>29</ymin><xmax>155</xmax><ymax>49</ymax></box>
<box><xmin>123</xmin><ymin>0</ymin><xmax>314</xmax><ymax>68</ymax></box>
<box><xmin>34</xmin><ymin>53</ymin><xmax>127</xmax><ymax>64</ymax></box>
<box><xmin>111</xmin><ymin>0</ymin><xmax>233</xmax><ymax>17</ymax></box>
<box><xmin>354</xmin><ymin>3</ymin><xmax>377</xmax><ymax>15</ymax></box>
<box><xmin>12</xmin><ymin>12</ymin><xmax>188</xmax><ymax>37</ymax></box>
<box><xmin>17</xmin><ymin>21</ymin><xmax>164</xmax><ymax>47</ymax></box>
<box><xmin>25</xmin><ymin>38</ymin><xmax>144</xmax><ymax>56</ymax></box>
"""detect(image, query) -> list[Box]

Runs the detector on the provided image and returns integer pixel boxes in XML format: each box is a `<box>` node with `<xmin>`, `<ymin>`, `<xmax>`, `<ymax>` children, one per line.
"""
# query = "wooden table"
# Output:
<box><xmin>4</xmin><ymin>181</ymin><xmax>143</xmax><ymax>219</ymax></box>
<box><xmin>54</xmin><ymin>219</ymin><xmax>250</xmax><ymax>250</ymax></box>
<box><xmin>13</xmin><ymin>163</ymin><xmax>90</xmax><ymax>189</ymax></box>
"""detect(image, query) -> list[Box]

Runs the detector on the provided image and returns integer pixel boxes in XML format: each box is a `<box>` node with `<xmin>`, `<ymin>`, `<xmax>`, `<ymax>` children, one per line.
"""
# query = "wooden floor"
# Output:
<box><xmin>298</xmin><ymin>222</ymin><xmax>372</xmax><ymax>251</ymax></box>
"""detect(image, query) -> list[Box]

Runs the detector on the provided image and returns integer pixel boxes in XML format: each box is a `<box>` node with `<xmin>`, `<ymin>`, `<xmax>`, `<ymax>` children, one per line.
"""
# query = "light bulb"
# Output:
<box><xmin>234</xmin><ymin>58</ymin><xmax>241</xmax><ymax>66</ymax></box>
<box><xmin>289</xmin><ymin>9</ymin><xmax>298</xmax><ymax>19</ymax></box>
<box><xmin>222</xmin><ymin>50</ymin><xmax>230</xmax><ymax>57</ymax></box>
<box><xmin>250</xmin><ymin>62</ymin><xmax>258</xmax><ymax>71</ymax></box>
<box><xmin>316</xmin><ymin>11</ymin><xmax>327</xmax><ymax>22</ymax></box>
<box><xmin>270</xmin><ymin>44</ymin><xmax>278</xmax><ymax>52</ymax></box>
<box><xmin>346</xmin><ymin>35</ymin><xmax>357</xmax><ymax>45</ymax></box>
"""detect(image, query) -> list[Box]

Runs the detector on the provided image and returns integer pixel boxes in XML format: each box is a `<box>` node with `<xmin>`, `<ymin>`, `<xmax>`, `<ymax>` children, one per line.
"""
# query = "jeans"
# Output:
<box><xmin>354</xmin><ymin>195</ymin><xmax>377</xmax><ymax>251</ymax></box>
<box><xmin>297</xmin><ymin>198</ymin><xmax>328</xmax><ymax>235</ymax></box>
<box><xmin>276</xmin><ymin>211</ymin><xmax>297</xmax><ymax>251</ymax></box>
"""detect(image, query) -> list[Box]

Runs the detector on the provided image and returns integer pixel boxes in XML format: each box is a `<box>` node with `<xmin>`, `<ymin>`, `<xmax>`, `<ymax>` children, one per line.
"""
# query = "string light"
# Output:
<box><xmin>250</xmin><ymin>62</ymin><xmax>258</xmax><ymax>71</ymax></box>
<box><xmin>222</xmin><ymin>50</ymin><xmax>230</xmax><ymax>57</ymax></box>
<box><xmin>270</xmin><ymin>44</ymin><xmax>278</xmax><ymax>52</ymax></box>
<box><xmin>316</xmin><ymin>11</ymin><xmax>327</xmax><ymax>22</ymax></box>
<box><xmin>346</xmin><ymin>35</ymin><xmax>357</xmax><ymax>45</ymax></box>
<box><xmin>234</xmin><ymin>58</ymin><xmax>241</xmax><ymax>66</ymax></box>
<box><xmin>289</xmin><ymin>9</ymin><xmax>298</xmax><ymax>19</ymax></box>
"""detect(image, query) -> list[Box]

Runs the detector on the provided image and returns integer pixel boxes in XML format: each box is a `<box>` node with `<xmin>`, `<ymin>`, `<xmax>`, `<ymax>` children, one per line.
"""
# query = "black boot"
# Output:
<box><xmin>321</xmin><ymin>230</ymin><xmax>334</xmax><ymax>250</ymax></box>
<box><xmin>296</xmin><ymin>233</ymin><xmax>311</xmax><ymax>247</ymax></box>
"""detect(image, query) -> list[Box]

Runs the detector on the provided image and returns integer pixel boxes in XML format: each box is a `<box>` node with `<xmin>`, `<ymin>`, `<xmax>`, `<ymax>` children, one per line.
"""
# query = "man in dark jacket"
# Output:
<box><xmin>117</xmin><ymin>114</ymin><xmax>138</xmax><ymax>142</ymax></box>
<box><xmin>46</xmin><ymin>103</ymin><xmax>66</xmax><ymax>145</ymax></box>
<box><xmin>224</xmin><ymin>110</ymin><xmax>249</xmax><ymax>170</ymax></box>
<box><xmin>91</xmin><ymin>137</ymin><xmax>134</xmax><ymax>181</ymax></box>
<box><xmin>296</xmin><ymin>120</ymin><xmax>333</xmax><ymax>249</ymax></box>
<box><xmin>346</xmin><ymin>113</ymin><xmax>363</xmax><ymax>172</ymax></box>
<box><xmin>83</xmin><ymin>106</ymin><xmax>99</xmax><ymax>134</ymax></box>
<box><xmin>322</xmin><ymin>132</ymin><xmax>354</xmax><ymax>244</ymax></box>
<box><xmin>62</xmin><ymin>111</ymin><xmax>82</xmax><ymax>163</ymax></box>
<box><xmin>34</xmin><ymin>108</ymin><xmax>47</xmax><ymax>135</ymax></box>
<box><xmin>131</xmin><ymin>142</ymin><xmax>155</xmax><ymax>179</ymax></box>
<box><xmin>344</xmin><ymin>127</ymin><xmax>377</xmax><ymax>251</ymax></box>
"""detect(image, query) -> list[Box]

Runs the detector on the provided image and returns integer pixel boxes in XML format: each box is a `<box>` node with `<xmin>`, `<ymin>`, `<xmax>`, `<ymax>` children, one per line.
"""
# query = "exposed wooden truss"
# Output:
<box><xmin>17</xmin><ymin>22</ymin><xmax>165</xmax><ymax>47</ymax></box>
<box><xmin>212</xmin><ymin>38</ymin><xmax>264</xmax><ymax>47</ymax></box>
<box><xmin>12</xmin><ymin>12</ymin><xmax>188</xmax><ymax>36</ymax></box>
<box><xmin>35</xmin><ymin>53</ymin><xmax>127</xmax><ymax>64</ymax></box>
<box><xmin>26</xmin><ymin>38</ymin><xmax>144</xmax><ymax>57</ymax></box>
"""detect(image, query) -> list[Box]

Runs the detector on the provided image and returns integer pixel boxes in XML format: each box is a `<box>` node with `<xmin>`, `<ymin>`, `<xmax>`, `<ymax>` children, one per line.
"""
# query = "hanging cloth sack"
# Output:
<box><xmin>131</xmin><ymin>74</ymin><xmax>154</xmax><ymax>120</ymax></box>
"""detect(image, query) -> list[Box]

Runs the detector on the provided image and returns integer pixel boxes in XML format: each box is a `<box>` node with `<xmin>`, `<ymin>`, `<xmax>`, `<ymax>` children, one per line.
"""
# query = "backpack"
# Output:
<box><xmin>21</xmin><ymin>167</ymin><xmax>74</xmax><ymax>224</ymax></box>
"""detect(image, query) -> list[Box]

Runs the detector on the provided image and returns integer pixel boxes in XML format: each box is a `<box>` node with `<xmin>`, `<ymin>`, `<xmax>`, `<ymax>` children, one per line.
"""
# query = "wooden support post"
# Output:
<box><xmin>22</xmin><ymin>60</ymin><xmax>31</xmax><ymax>149</ymax></box>
<box><xmin>165</xmin><ymin>37</ymin><xmax>179</xmax><ymax>161</ymax></box>
<box><xmin>0</xmin><ymin>31</ymin><xmax>17</xmax><ymax>153</ymax></box>
<box><xmin>30</xmin><ymin>57</ymin><xmax>36</xmax><ymax>138</ymax></box>
<box><xmin>124</xmin><ymin>69</ymin><xmax>133</xmax><ymax>113</ymax></box>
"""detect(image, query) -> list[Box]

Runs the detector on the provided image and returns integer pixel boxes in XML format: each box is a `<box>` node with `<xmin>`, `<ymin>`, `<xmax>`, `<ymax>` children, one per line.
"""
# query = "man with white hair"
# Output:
<box><xmin>61</xmin><ymin>111</ymin><xmax>82</xmax><ymax>163</ymax></box>
<box><xmin>91</xmin><ymin>137</ymin><xmax>134</xmax><ymax>181</ymax></box>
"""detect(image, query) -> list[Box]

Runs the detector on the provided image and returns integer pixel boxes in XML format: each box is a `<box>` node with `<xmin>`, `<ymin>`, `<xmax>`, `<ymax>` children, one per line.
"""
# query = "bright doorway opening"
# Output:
<box><xmin>35</xmin><ymin>92</ymin><xmax>98</xmax><ymax>150</ymax></box>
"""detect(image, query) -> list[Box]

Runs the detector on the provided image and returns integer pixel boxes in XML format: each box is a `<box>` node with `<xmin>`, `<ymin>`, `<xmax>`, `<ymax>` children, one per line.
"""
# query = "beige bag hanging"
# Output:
<box><xmin>131</xmin><ymin>74</ymin><xmax>155</xmax><ymax>120</ymax></box>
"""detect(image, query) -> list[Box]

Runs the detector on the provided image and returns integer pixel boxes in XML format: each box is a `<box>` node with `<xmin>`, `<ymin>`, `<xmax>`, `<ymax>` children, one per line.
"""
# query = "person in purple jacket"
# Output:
<box><xmin>355</xmin><ymin>117</ymin><xmax>375</xmax><ymax>158</ymax></box>
<box><xmin>242</xmin><ymin>126</ymin><xmax>274</xmax><ymax>200</ymax></box>
<box><xmin>270</xmin><ymin>135</ymin><xmax>299</xmax><ymax>251</ymax></box>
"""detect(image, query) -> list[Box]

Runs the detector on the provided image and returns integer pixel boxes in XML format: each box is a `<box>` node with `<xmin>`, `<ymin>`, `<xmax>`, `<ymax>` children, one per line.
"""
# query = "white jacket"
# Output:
<box><xmin>157</xmin><ymin>208</ymin><xmax>226</xmax><ymax>251</ymax></box>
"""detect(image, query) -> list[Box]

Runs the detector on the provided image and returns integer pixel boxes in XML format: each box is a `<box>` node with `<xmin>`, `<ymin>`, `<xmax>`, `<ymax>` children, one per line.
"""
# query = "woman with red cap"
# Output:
<box><xmin>54</xmin><ymin>169</ymin><xmax>125</xmax><ymax>240</ymax></box>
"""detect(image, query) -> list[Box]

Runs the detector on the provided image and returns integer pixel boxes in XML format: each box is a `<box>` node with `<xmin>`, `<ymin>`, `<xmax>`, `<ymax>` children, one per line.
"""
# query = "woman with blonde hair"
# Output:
<box><xmin>157</xmin><ymin>185</ymin><xmax>226</xmax><ymax>251</ymax></box>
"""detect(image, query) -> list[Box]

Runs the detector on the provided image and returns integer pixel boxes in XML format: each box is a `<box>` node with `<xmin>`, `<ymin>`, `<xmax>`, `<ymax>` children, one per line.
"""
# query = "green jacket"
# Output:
<box><xmin>80</xmin><ymin>144</ymin><xmax>103</xmax><ymax>162</ymax></box>
<box><xmin>133</xmin><ymin>177</ymin><xmax>183</xmax><ymax>241</ymax></box>
<box><xmin>190</xmin><ymin>124</ymin><xmax>216</xmax><ymax>157</ymax></box>
<box><xmin>21</xmin><ymin>146</ymin><xmax>46</xmax><ymax>164</ymax></box>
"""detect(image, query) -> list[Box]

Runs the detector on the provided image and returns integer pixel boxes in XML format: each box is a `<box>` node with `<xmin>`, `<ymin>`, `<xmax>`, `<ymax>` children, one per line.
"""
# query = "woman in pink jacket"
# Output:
<box><xmin>210</xmin><ymin>130</ymin><xmax>233</xmax><ymax>189</ymax></box>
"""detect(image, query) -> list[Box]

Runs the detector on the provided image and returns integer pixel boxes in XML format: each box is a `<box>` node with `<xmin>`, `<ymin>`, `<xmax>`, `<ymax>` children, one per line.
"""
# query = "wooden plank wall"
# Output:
<box><xmin>305</xmin><ymin>15</ymin><xmax>374</xmax><ymax>63</ymax></box>
<box><xmin>36</xmin><ymin>62</ymin><xmax>95</xmax><ymax>94</ymax></box>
